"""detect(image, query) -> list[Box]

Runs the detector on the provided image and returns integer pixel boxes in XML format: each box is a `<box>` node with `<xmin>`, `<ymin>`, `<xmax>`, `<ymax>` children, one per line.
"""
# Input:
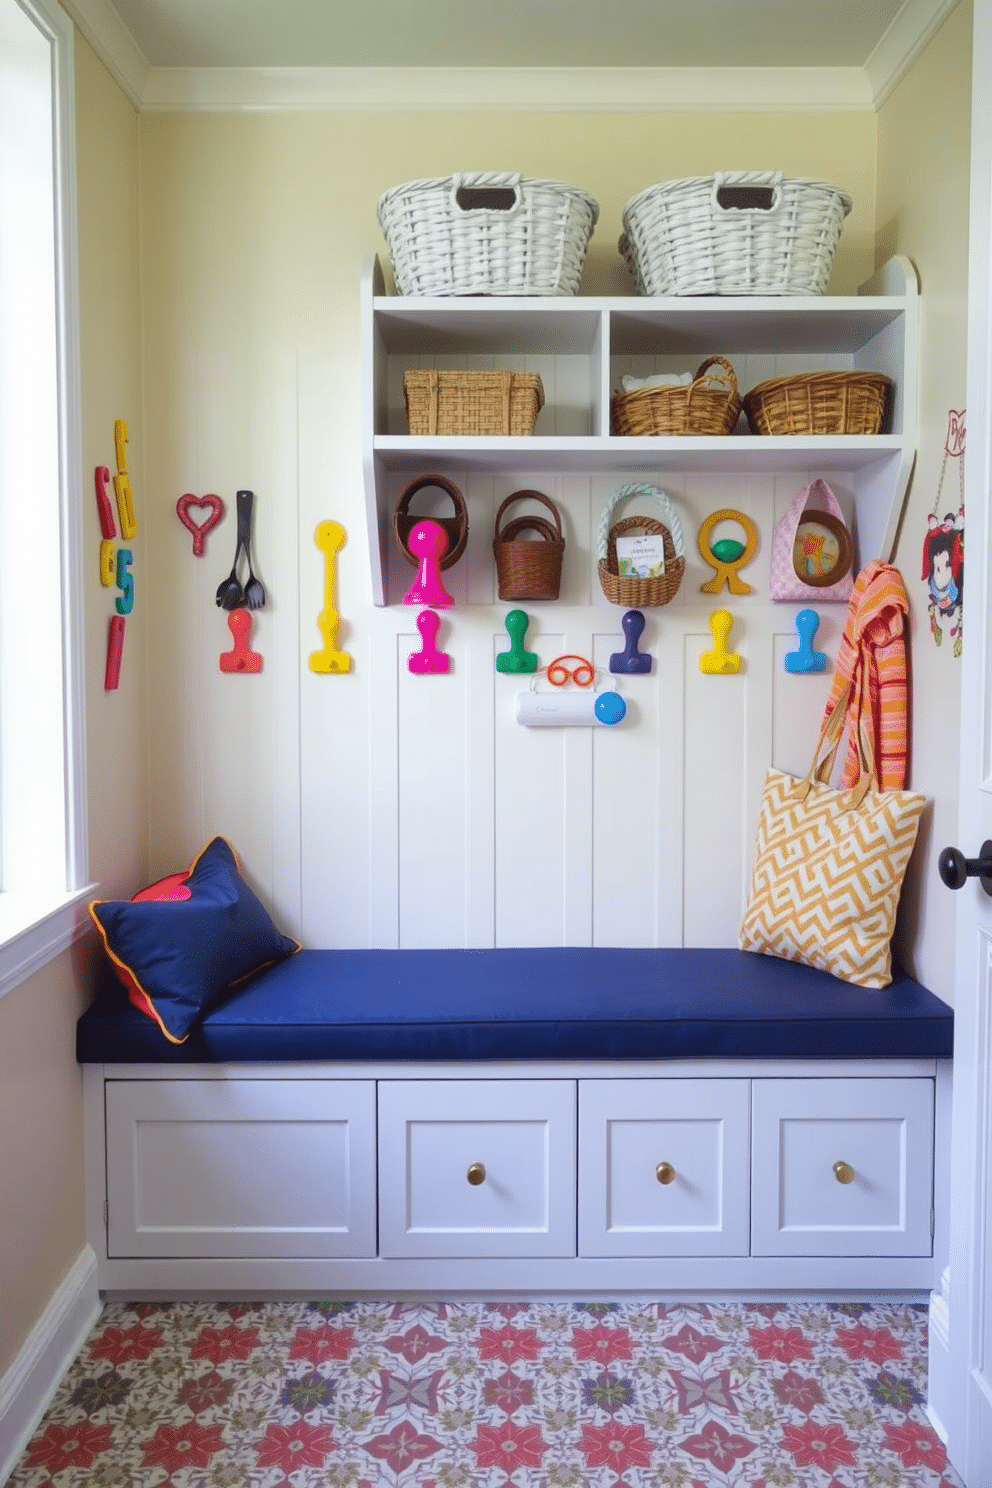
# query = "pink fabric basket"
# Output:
<box><xmin>769</xmin><ymin>479</ymin><xmax>854</xmax><ymax>603</ymax></box>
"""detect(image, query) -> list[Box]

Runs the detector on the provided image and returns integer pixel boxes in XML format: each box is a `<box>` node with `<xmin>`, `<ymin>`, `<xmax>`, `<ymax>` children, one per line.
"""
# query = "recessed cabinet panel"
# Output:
<box><xmin>105</xmin><ymin>1080</ymin><xmax>377</xmax><ymax>1259</ymax></box>
<box><xmin>751</xmin><ymin>1078</ymin><xmax>934</xmax><ymax>1257</ymax></box>
<box><xmin>579</xmin><ymin>1079</ymin><xmax>750</xmax><ymax>1256</ymax></box>
<box><xmin>377</xmin><ymin>1079</ymin><xmax>576</xmax><ymax>1258</ymax></box>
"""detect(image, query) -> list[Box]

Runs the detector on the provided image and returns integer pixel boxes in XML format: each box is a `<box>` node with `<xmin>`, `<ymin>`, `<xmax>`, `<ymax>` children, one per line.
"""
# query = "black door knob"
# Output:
<box><xmin>938</xmin><ymin>841</ymin><xmax>992</xmax><ymax>895</ymax></box>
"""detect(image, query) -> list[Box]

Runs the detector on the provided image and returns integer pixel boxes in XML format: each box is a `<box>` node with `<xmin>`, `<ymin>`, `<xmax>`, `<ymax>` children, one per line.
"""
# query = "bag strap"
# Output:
<box><xmin>805</xmin><ymin>478</ymin><xmax>845</xmax><ymax>521</ymax></box>
<box><xmin>776</xmin><ymin>478</ymin><xmax>846</xmax><ymax>546</ymax></box>
<box><xmin>796</xmin><ymin>680</ymin><xmax>878</xmax><ymax>805</ymax></box>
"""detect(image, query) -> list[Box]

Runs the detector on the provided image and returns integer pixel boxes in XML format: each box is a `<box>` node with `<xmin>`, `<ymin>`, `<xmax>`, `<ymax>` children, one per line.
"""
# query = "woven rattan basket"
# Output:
<box><xmin>493</xmin><ymin>490</ymin><xmax>565</xmax><ymax>601</ymax></box>
<box><xmin>393</xmin><ymin>474</ymin><xmax>469</xmax><ymax>570</ymax></box>
<box><xmin>619</xmin><ymin>171</ymin><xmax>852</xmax><ymax>297</ymax></box>
<box><xmin>596</xmin><ymin>484</ymin><xmax>686</xmax><ymax>606</ymax></box>
<box><xmin>378</xmin><ymin>172</ymin><xmax>599</xmax><ymax>297</ymax></box>
<box><xmin>611</xmin><ymin>356</ymin><xmax>741</xmax><ymax>436</ymax></box>
<box><xmin>404</xmin><ymin>369</ymin><xmax>544</xmax><ymax>437</ymax></box>
<box><xmin>743</xmin><ymin>371</ymin><xmax>891</xmax><ymax>436</ymax></box>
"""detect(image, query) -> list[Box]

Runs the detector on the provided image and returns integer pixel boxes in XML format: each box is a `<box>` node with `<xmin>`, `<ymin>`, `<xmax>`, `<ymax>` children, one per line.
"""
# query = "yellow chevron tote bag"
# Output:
<box><xmin>739</xmin><ymin>691</ymin><xmax>924</xmax><ymax>988</ymax></box>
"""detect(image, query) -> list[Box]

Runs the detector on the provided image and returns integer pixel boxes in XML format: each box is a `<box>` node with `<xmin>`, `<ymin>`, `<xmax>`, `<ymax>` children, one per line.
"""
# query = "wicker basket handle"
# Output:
<box><xmin>689</xmin><ymin>356</ymin><xmax>739</xmax><ymax>397</ymax></box>
<box><xmin>394</xmin><ymin>472</ymin><xmax>465</xmax><ymax>521</ymax></box>
<box><xmin>495</xmin><ymin>489</ymin><xmax>563</xmax><ymax>544</ymax></box>
<box><xmin>393</xmin><ymin>472</ymin><xmax>469</xmax><ymax>569</ymax></box>
<box><xmin>597</xmin><ymin>483</ymin><xmax>685</xmax><ymax>563</ymax></box>
<box><xmin>498</xmin><ymin>515</ymin><xmax>560</xmax><ymax>545</ymax></box>
<box><xmin>712</xmin><ymin>170</ymin><xmax>783</xmax><ymax>214</ymax></box>
<box><xmin>451</xmin><ymin>172</ymin><xmax>523</xmax><ymax>217</ymax></box>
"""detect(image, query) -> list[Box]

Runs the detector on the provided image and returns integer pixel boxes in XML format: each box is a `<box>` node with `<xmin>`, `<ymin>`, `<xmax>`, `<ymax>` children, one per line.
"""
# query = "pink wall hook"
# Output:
<box><xmin>403</xmin><ymin>520</ymin><xmax>454</xmax><ymax>607</ymax></box>
<box><xmin>408</xmin><ymin>609</ymin><xmax>451</xmax><ymax>674</ymax></box>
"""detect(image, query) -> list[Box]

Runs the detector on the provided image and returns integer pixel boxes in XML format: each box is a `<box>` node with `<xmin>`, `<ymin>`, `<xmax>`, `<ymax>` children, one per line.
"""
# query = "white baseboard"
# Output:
<box><xmin>0</xmin><ymin>1246</ymin><xmax>101</xmax><ymax>1486</ymax></box>
<box><xmin>926</xmin><ymin>1267</ymin><xmax>952</xmax><ymax>1447</ymax></box>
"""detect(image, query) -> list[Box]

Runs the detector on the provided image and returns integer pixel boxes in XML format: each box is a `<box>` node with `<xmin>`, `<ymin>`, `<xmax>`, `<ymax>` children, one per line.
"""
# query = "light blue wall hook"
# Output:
<box><xmin>785</xmin><ymin>608</ymin><xmax>827</xmax><ymax>673</ymax></box>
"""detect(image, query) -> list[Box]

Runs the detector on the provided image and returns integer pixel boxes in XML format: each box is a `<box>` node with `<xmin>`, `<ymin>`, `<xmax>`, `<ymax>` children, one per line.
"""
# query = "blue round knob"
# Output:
<box><xmin>595</xmin><ymin>693</ymin><xmax>627</xmax><ymax>726</ymax></box>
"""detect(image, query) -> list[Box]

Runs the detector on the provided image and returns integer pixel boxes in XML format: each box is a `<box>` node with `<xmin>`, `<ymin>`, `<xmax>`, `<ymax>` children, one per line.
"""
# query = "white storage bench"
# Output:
<box><xmin>78</xmin><ymin>947</ymin><xmax>953</xmax><ymax>1298</ymax></box>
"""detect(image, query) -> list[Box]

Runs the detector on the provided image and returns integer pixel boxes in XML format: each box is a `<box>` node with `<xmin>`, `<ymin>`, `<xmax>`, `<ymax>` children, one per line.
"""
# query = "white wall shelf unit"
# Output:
<box><xmin>361</xmin><ymin>254</ymin><xmax>919</xmax><ymax>606</ymax></box>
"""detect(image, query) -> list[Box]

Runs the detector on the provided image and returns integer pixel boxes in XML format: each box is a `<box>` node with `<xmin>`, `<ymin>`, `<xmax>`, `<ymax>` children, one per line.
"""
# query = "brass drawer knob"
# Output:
<box><xmin>467</xmin><ymin>1162</ymin><xmax>487</xmax><ymax>1186</ymax></box>
<box><xmin>656</xmin><ymin>1162</ymin><xmax>676</xmax><ymax>1186</ymax></box>
<box><xmin>833</xmin><ymin>1160</ymin><xmax>855</xmax><ymax>1185</ymax></box>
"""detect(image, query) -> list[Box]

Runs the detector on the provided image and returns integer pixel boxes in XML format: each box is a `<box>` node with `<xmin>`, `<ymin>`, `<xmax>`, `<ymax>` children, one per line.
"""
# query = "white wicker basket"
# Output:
<box><xmin>619</xmin><ymin>171</ymin><xmax>853</xmax><ymax>297</ymax></box>
<box><xmin>377</xmin><ymin>172</ymin><xmax>599</xmax><ymax>297</ymax></box>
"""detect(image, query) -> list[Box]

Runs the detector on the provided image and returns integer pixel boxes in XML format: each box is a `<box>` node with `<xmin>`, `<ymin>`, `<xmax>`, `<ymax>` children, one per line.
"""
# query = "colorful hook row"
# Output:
<box><xmin>699</xmin><ymin>607</ymin><xmax>827</xmax><ymax>674</ymax></box>
<box><xmin>196</xmin><ymin>512</ymin><xmax>828</xmax><ymax>682</ymax></box>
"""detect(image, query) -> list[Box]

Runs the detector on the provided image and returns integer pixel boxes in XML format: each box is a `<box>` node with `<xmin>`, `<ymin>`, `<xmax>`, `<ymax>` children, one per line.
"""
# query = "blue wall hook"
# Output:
<box><xmin>785</xmin><ymin>608</ymin><xmax>827</xmax><ymax>673</ymax></box>
<box><xmin>609</xmin><ymin>609</ymin><xmax>652</xmax><ymax>674</ymax></box>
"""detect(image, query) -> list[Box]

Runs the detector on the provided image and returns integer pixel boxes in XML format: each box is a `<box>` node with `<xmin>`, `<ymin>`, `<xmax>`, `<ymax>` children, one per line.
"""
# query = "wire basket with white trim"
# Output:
<box><xmin>377</xmin><ymin>172</ymin><xmax>600</xmax><ymax>297</ymax></box>
<box><xmin>619</xmin><ymin>172</ymin><xmax>852</xmax><ymax>297</ymax></box>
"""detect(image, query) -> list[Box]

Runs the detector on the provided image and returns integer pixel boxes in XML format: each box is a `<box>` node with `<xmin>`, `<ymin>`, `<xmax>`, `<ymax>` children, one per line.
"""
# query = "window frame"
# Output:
<box><xmin>0</xmin><ymin>0</ymin><xmax>91</xmax><ymax>999</ymax></box>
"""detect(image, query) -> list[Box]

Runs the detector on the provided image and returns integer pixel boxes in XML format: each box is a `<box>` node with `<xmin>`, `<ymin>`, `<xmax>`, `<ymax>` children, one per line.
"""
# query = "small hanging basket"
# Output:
<box><xmin>393</xmin><ymin>473</ymin><xmax>469</xmax><ymax>570</ymax></box>
<box><xmin>493</xmin><ymin>490</ymin><xmax>565</xmax><ymax>600</ymax></box>
<box><xmin>596</xmin><ymin>483</ymin><xmax>686</xmax><ymax>606</ymax></box>
<box><xmin>612</xmin><ymin>356</ymin><xmax>741</xmax><ymax>437</ymax></box>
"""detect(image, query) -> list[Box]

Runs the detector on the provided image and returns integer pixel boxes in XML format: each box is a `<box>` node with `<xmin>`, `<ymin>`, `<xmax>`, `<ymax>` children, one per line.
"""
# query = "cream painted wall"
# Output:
<box><xmin>0</xmin><ymin>956</ymin><xmax>91</xmax><ymax>1376</ymax></box>
<box><xmin>0</xmin><ymin>36</ymin><xmax>145</xmax><ymax>1379</ymax></box>
<box><xmin>879</xmin><ymin>0</ymin><xmax>971</xmax><ymax>1001</ymax></box>
<box><xmin>76</xmin><ymin>37</ymin><xmax>148</xmax><ymax>889</ymax></box>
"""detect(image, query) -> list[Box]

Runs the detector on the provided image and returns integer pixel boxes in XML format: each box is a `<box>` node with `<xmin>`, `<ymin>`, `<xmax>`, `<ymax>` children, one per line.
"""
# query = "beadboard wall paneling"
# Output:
<box><xmin>139</xmin><ymin>108</ymin><xmax>877</xmax><ymax>952</ymax></box>
<box><xmin>151</xmin><ymin>368</ymin><xmax>838</xmax><ymax>951</ymax></box>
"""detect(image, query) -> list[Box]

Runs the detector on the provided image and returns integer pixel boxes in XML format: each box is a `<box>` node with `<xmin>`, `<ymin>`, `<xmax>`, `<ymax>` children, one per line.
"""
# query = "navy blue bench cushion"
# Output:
<box><xmin>76</xmin><ymin>947</ymin><xmax>953</xmax><ymax>1065</ymax></box>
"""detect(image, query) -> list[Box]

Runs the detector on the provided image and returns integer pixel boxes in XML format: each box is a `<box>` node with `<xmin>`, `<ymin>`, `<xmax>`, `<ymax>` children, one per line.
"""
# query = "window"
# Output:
<box><xmin>0</xmin><ymin>0</ymin><xmax>89</xmax><ymax>995</ymax></box>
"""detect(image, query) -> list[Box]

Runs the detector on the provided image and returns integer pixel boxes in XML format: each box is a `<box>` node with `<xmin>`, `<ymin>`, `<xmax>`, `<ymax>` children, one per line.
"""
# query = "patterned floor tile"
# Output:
<box><xmin>7</xmin><ymin>1300</ymin><xmax>965</xmax><ymax>1487</ymax></box>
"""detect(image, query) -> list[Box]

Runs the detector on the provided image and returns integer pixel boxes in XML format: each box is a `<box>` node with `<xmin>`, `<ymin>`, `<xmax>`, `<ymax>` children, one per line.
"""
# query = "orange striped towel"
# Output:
<box><xmin>821</xmin><ymin>560</ymin><xmax>910</xmax><ymax>791</ymax></box>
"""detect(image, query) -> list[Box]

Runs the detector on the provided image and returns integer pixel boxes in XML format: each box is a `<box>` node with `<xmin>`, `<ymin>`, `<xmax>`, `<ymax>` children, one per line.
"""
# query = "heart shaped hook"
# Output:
<box><xmin>177</xmin><ymin>493</ymin><xmax>225</xmax><ymax>557</ymax></box>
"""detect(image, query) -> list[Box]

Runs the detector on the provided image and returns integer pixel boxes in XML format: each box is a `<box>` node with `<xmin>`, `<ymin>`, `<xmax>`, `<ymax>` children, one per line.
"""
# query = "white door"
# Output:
<box><xmin>946</xmin><ymin>0</ymin><xmax>992</xmax><ymax>1476</ymax></box>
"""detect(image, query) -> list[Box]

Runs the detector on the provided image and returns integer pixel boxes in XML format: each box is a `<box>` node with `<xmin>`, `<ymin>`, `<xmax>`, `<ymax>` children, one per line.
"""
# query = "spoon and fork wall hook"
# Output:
<box><xmin>215</xmin><ymin>489</ymin><xmax>267</xmax><ymax>610</ymax></box>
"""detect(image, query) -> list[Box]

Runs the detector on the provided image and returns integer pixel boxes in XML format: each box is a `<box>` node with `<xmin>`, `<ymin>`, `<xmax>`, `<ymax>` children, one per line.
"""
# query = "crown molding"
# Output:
<box><xmin>139</xmin><ymin>64</ymin><xmax>875</xmax><ymax>113</ymax></box>
<box><xmin>865</xmin><ymin>0</ymin><xmax>962</xmax><ymax>106</ymax></box>
<box><xmin>58</xmin><ymin>0</ymin><xmax>148</xmax><ymax>104</ymax></box>
<box><xmin>58</xmin><ymin>0</ymin><xmax>959</xmax><ymax>114</ymax></box>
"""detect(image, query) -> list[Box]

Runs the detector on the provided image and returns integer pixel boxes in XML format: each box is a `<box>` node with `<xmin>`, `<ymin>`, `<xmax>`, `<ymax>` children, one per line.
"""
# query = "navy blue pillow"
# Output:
<box><xmin>89</xmin><ymin>837</ymin><xmax>299</xmax><ymax>1043</ymax></box>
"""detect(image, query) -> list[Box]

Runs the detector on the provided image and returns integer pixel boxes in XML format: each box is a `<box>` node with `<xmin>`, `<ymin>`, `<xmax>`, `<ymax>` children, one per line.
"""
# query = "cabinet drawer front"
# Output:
<box><xmin>751</xmin><ymin>1078</ymin><xmax>934</xmax><ymax>1257</ymax></box>
<box><xmin>378</xmin><ymin>1080</ymin><xmax>576</xmax><ymax>1258</ymax></box>
<box><xmin>105</xmin><ymin>1080</ymin><xmax>376</xmax><ymax>1259</ymax></box>
<box><xmin>578</xmin><ymin>1079</ymin><xmax>750</xmax><ymax>1256</ymax></box>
